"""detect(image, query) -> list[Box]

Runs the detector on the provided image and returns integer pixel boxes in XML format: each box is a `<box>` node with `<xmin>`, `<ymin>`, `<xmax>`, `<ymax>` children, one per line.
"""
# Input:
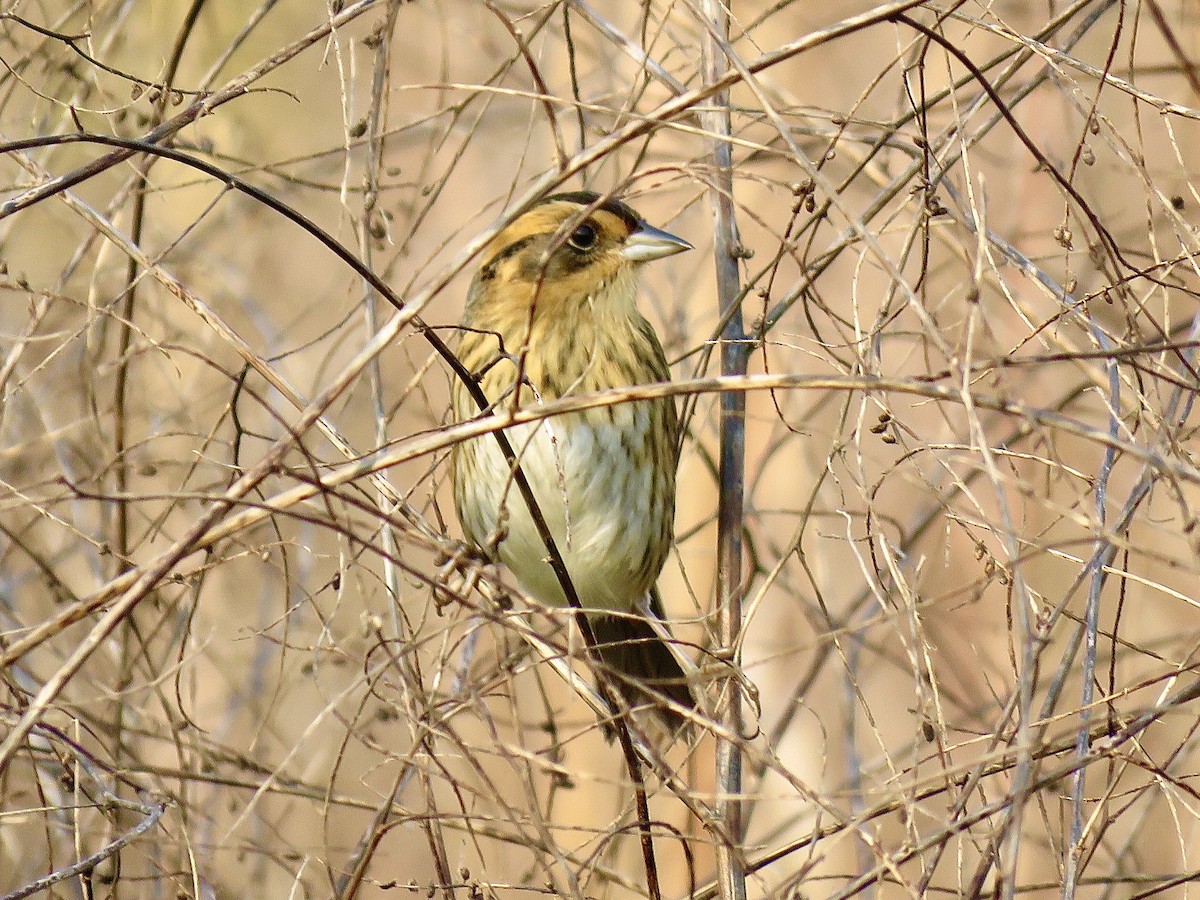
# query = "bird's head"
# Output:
<box><xmin>469</xmin><ymin>191</ymin><xmax>691</xmax><ymax>322</ymax></box>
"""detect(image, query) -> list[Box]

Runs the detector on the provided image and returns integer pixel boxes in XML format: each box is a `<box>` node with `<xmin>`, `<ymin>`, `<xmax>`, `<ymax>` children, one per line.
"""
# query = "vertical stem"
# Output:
<box><xmin>361</xmin><ymin>0</ymin><xmax>404</xmax><ymax>638</ymax></box>
<box><xmin>700</xmin><ymin>3</ymin><xmax>748</xmax><ymax>898</ymax></box>
<box><xmin>1064</xmin><ymin>335</ymin><xmax>1119</xmax><ymax>898</ymax></box>
<box><xmin>108</xmin><ymin>7</ymin><xmax>205</xmax><ymax>889</ymax></box>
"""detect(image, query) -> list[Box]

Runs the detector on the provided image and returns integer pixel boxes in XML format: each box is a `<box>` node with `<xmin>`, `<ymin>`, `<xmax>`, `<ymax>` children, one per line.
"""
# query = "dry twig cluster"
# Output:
<box><xmin>3</xmin><ymin>1</ymin><xmax>1200</xmax><ymax>897</ymax></box>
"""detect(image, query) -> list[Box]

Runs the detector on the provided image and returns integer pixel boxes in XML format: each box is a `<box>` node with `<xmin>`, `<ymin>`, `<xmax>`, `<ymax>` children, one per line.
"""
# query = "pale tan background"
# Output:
<box><xmin>3</xmin><ymin>1</ymin><xmax>1200</xmax><ymax>897</ymax></box>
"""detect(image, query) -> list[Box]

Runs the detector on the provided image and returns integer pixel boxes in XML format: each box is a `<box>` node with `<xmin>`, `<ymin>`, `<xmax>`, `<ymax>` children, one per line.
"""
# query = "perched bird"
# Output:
<box><xmin>451</xmin><ymin>190</ymin><xmax>693</xmax><ymax>727</ymax></box>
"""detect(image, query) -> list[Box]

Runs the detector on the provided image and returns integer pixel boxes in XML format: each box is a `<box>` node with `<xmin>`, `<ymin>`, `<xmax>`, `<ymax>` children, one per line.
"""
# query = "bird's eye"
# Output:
<box><xmin>567</xmin><ymin>222</ymin><xmax>598</xmax><ymax>251</ymax></box>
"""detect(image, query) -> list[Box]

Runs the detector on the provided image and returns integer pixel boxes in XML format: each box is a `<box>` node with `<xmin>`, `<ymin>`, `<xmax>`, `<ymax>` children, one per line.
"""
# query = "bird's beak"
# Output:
<box><xmin>622</xmin><ymin>222</ymin><xmax>693</xmax><ymax>263</ymax></box>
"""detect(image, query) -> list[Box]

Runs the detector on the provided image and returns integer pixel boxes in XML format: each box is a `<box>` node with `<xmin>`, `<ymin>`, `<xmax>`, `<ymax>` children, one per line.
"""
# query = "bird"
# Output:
<box><xmin>450</xmin><ymin>190</ymin><xmax>694</xmax><ymax>729</ymax></box>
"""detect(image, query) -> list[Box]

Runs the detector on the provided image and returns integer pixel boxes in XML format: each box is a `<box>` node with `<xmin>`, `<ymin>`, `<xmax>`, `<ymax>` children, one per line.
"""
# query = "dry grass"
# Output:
<box><xmin>4</xmin><ymin>1</ymin><xmax>1200</xmax><ymax>897</ymax></box>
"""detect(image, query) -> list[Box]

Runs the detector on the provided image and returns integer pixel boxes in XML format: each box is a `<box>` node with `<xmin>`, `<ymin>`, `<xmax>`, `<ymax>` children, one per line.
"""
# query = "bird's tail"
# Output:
<box><xmin>588</xmin><ymin>611</ymin><xmax>694</xmax><ymax>731</ymax></box>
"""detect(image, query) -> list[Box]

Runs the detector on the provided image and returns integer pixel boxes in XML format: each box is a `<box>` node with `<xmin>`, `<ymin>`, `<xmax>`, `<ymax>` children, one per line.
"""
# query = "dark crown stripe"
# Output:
<box><xmin>541</xmin><ymin>190</ymin><xmax>640</xmax><ymax>231</ymax></box>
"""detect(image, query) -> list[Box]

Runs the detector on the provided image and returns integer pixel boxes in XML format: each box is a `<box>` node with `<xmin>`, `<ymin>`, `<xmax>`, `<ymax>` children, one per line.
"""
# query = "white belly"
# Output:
<box><xmin>457</xmin><ymin>410</ymin><xmax>659</xmax><ymax>613</ymax></box>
